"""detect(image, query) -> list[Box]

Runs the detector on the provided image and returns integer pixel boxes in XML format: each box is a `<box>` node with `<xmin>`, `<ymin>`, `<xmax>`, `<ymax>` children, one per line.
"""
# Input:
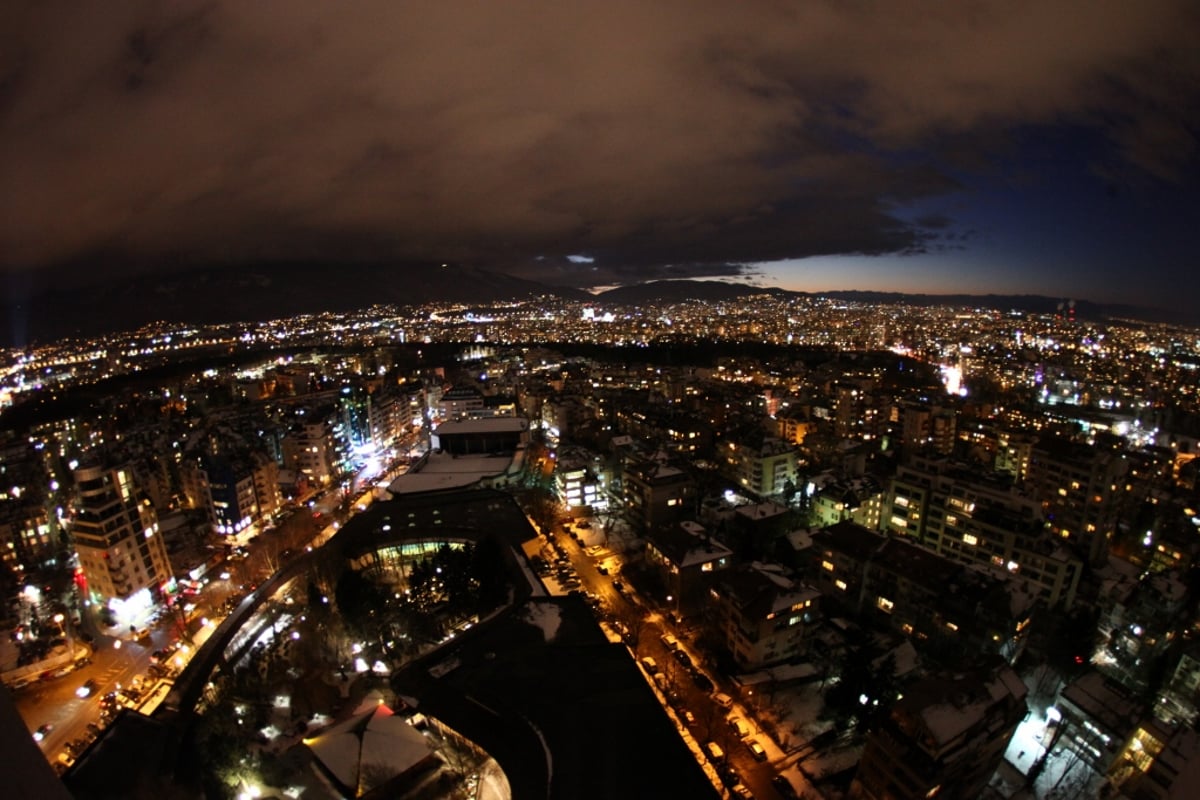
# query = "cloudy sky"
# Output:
<box><xmin>2</xmin><ymin>1</ymin><xmax>1198</xmax><ymax>311</ymax></box>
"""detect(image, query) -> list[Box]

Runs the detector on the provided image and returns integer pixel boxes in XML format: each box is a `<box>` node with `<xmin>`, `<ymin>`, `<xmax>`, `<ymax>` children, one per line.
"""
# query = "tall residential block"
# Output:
<box><xmin>71</xmin><ymin>464</ymin><xmax>172</xmax><ymax>616</ymax></box>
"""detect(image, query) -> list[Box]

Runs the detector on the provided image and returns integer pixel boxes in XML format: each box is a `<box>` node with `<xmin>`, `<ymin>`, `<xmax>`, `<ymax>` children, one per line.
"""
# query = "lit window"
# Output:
<box><xmin>877</xmin><ymin>596</ymin><xmax>894</xmax><ymax>613</ymax></box>
<box><xmin>835</xmin><ymin>579</ymin><xmax>847</xmax><ymax>591</ymax></box>
<box><xmin>962</xmin><ymin>533</ymin><xmax>977</xmax><ymax>546</ymax></box>
<box><xmin>821</xmin><ymin>560</ymin><xmax>835</xmax><ymax>572</ymax></box>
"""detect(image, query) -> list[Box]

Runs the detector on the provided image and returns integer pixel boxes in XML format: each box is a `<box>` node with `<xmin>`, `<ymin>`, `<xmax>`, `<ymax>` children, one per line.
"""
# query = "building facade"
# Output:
<box><xmin>71</xmin><ymin>464</ymin><xmax>172</xmax><ymax>617</ymax></box>
<box><xmin>707</xmin><ymin>563</ymin><xmax>820</xmax><ymax>670</ymax></box>
<box><xmin>851</xmin><ymin>662</ymin><xmax>1027</xmax><ymax>800</ymax></box>
<box><xmin>884</xmin><ymin>456</ymin><xmax>1084</xmax><ymax>609</ymax></box>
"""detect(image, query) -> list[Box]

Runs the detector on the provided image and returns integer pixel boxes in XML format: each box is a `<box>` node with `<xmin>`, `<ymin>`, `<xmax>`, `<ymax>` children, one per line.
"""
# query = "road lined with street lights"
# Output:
<box><xmin>533</xmin><ymin>516</ymin><xmax>796</xmax><ymax>800</ymax></box>
<box><xmin>12</xmin><ymin>497</ymin><xmax>330</xmax><ymax>772</ymax></box>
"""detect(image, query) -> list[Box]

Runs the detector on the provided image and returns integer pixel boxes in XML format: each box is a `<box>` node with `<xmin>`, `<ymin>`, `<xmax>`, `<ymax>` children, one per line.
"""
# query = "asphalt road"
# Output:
<box><xmin>14</xmin><ymin>622</ymin><xmax>162</xmax><ymax>768</ymax></box>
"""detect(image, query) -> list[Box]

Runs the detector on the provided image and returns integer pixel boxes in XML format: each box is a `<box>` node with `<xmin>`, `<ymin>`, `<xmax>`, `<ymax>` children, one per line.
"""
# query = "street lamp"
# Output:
<box><xmin>666</xmin><ymin>594</ymin><xmax>680</xmax><ymax>624</ymax></box>
<box><xmin>113</xmin><ymin>638</ymin><xmax>136</xmax><ymax>680</ymax></box>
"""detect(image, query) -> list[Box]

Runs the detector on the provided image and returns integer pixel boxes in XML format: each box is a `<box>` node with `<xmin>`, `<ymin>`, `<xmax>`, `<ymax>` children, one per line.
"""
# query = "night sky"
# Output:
<box><xmin>2</xmin><ymin>2</ymin><xmax>1198</xmax><ymax>313</ymax></box>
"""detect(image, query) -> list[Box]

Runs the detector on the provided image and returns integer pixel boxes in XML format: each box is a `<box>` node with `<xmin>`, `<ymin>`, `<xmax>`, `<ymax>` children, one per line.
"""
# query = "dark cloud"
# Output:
<box><xmin>0</xmin><ymin>1</ymin><xmax>1196</xmax><ymax>289</ymax></box>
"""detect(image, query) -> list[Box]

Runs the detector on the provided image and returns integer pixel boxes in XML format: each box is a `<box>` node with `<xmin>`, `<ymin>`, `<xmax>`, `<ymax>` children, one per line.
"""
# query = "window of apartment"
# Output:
<box><xmin>876</xmin><ymin>596</ymin><xmax>894</xmax><ymax>613</ymax></box>
<box><xmin>962</xmin><ymin>533</ymin><xmax>978</xmax><ymax>546</ymax></box>
<box><xmin>835</xmin><ymin>579</ymin><xmax>848</xmax><ymax>591</ymax></box>
<box><xmin>821</xmin><ymin>560</ymin><xmax>835</xmax><ymax>572</ymax></box>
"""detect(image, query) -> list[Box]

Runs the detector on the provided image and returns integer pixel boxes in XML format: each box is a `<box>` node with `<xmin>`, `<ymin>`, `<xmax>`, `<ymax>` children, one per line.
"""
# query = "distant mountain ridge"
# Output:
<box><xmin>2</xmin><ymin>266</ymin><xmax>1191</xmax><ymax>348</ymax></box>
<box><xmin>593</xmin><ymin>280</ymin><xmax>1194</xmax><ymax>326</ymax></box>
<box><xmin>2</xmin><ymin>262</ymin><xmax>590</xmax><ymax>347</ymax></box>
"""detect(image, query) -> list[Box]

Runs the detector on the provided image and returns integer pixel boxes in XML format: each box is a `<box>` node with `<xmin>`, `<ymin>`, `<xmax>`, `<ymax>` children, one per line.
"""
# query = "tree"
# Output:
<box><xmin>307</xmin><ymin>580</ymin><xmax>328</xmax><ymax>615</ymax></box>
<box><xmin>783</xmin><ymin>478</ymin><xmax>798</xmax><ymax>506</ymax></box>
<box><xmin>470</xmin><ymin>534</ymin><xmax>510</xmax><ymax>610</ymax></box>
<box><xmin>335</xmin><ymin>568</ymin><xmax>385</xmax><ymax>632</ymax></box>
<box><xmin>821</xmin><ymin>630</ymin><xmax>898</xmax><ymax>732</ymax></box>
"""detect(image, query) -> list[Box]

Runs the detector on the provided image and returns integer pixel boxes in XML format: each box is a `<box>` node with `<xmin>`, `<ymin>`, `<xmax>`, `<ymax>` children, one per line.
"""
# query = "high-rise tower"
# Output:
<box><xmin>72</xmin><ymin>464</ymin><xmax>172</xmax><ymax>620</ymax></box>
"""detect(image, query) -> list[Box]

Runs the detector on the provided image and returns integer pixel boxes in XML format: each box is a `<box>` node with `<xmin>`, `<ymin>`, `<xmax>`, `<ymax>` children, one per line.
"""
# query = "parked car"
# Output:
<box><xmin>705</xmin><ymin>741</ymin><xmax>725</xmax><ymax>762</ymax></box>
<box><xmin>749</xmin><ymin>740</ymin><xmax>767</xmax><ymax>761</ymax></box>
<box><xmin>690</xmin><ymin>670</ymin><xmax>714</xmax><ymax>691</ymax></box>
<box><xmin>772</xmin><ymin>775</ymin><xmax>799</xmax><ymax>799</ymax></box>
<box><xmin>712</xmin><ymin>691</ymin><xmax>734</xmax><ymax>709</ymax></box>
<box><xmin>728</xmin><ymin>716</ymin><xmax>751</xmax><ymax>739</ymax></box>
<box><xmin>641</xmin><ymin>656</ymin><xmax>660</xmax><ymax>675</ymax></box>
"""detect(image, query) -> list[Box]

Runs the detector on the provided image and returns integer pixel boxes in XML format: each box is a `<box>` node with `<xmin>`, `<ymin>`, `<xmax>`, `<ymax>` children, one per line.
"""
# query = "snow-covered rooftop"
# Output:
<box><xmin>734</xmin><ymin>501</ymin><xmax>788</xmax><ymax>521</ymax></box>
<box><xmin>434</xmin><ymin>416</ymin><xmax>529</xmax><ymax>435</ymax></box>
<box><xmin>387</xmin><ymin>451</ymin><xmax>521</xmax><ymax>494</ymax></box>
<box><xmin>305</xmin><ymin>701</ymin><xmax>433</xmax><ymax>795</ymax></box>
<box><xmin>521</xmin><ymin>602</ymin><xmax>562</xmax><ymax>643</ymax></box>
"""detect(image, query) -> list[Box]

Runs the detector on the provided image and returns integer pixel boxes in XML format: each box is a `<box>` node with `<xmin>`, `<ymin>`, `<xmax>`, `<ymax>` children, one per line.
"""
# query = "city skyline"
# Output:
<box><xmin>5</xmin><ymin>296</ymin><xmax>1200</xmax><ymax>798</ymax></box>
<box><xmin>2</xmin><ymin>2</ymin><xmax>1198</xmax><ymax>317</ymax></box>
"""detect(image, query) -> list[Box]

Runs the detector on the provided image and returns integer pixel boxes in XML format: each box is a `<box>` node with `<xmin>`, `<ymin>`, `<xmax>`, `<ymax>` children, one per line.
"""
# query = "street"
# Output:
<box><xmin>538</xmin><ymin>519</ymin><xmax>795</xmax><ymax>800</ymax></box>
<box><xmin>12</xmin><ymin>502</ymin><xmax>325</xmax><ymax>772</ymax></box>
